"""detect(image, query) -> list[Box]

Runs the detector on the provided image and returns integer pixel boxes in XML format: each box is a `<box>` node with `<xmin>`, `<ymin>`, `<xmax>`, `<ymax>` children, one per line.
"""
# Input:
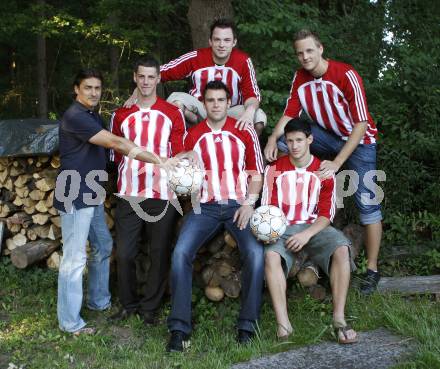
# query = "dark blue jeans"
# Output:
<box><xmin>167</xmin><ymin>200</ymin><xmax>264</xmax><ymax>334</ymax></box>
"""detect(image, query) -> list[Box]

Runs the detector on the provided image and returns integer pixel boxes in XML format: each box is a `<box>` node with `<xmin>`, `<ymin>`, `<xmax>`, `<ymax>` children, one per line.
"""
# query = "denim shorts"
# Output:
<box><xmin>264</xmin><ymin>223</ymin><xmax>356</xmax><ymax>277</ymax></box>
<box><xmin>278</xmin><ymin>122</ymin><xmax>383</xmax><ymax>225</ymax></box>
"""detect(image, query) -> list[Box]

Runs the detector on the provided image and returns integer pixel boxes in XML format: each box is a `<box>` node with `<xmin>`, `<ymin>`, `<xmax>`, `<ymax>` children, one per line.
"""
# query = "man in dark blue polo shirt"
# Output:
<box><xmin>54</xmin><ymin>69</ymin><xmax>178</xmax><ymax>335</ymax></box>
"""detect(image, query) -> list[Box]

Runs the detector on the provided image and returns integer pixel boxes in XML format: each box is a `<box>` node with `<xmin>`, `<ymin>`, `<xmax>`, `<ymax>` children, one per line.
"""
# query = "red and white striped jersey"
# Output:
<box><xmin>110</xmin><ymin>98</ymin><xmax>186</xmax><ymax>200</ymax></box>
<box><xmin>261</xmin><ymin>155</ymin><xmax>336</xmax><ymax>224</ymax></box>
<box><xmin>184</xmin><ymin>116</ymin><xmax>264</xmax><ymax>203</ymax></box>
<box><xmin>160</xmin><ymin>47</ymin><xmax>261</xmax><ymax>106</ymax></box>
<box><xmin>284</xmin><ymin>60</ymin><xmax>378</xmax><ymax>144</ymax></box>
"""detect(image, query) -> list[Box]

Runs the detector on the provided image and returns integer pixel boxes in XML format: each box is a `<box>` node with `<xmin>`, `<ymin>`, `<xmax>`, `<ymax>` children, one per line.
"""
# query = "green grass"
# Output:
<box><xmin>0</xmin><ymin>258</ymin><xmax>439</xmax><ymax>369</ymax></box>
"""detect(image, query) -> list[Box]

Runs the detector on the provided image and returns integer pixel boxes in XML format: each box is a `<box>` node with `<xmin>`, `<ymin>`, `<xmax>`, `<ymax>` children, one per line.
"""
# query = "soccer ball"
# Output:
<box><xmin>250</xmin><ymin>205</ymin><xmax>288</xmax><ymax>244</ymax></box>
<box><xmin>168</xmin><ymin>159</ymin><xmax>204</xmax><ymax>196</ymax></box>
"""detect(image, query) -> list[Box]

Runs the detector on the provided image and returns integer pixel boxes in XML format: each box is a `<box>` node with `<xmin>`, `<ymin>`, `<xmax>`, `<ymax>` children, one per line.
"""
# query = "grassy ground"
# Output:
<box><xmin>0</xmin><ymin>258</ymin><xmax>439</xmax><ymax>369</ymax></box>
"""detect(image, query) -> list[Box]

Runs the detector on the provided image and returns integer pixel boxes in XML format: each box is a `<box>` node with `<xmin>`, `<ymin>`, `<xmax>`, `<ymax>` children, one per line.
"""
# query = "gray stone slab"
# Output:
<box><xmin>232</xmin><ymin>328</ymin><xmax>416</xmax><ymax>369</ymax></box>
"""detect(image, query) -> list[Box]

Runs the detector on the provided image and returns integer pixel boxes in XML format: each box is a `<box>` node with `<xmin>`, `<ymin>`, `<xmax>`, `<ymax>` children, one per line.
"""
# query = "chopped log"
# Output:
<box><xmin>13</xmin><ymin>197</ymin><xmax>24</xmax><ymax>206</ymax></box>
<box><xmin>22</xmin><ymin>198</ymin><xmax>36</xmax><ymax>207</ymax></box>
<box><xmin>3</xmin><ymin>178</ymin><xmax>13</xmax><ymax>191</ymax></box>
<box><xmin>14</xmin><ymin>174</ymin><xmax>31</xmax><ymax>188</ymax></box>
<box><xmin>220</xmin><ymin>275</ymin><xmax>241</xmax><ymax>298</ymax></box>
<box><xmin>288</xmin><ymin>250</ymin><xmax>307</xmax><ymax>278</ymax></box>
<box><xmin>297</xmin><ymin>266</ymin><xmax>319</xmax><ymax>288</ymax></box>
<box><xmin>224</xmin><ymin>231</ymin><xmax>237</xmax><ymax>248</ymax></box>
<box><xmin>15</xmin><ymin>186</ymin><xmax>29</xmax><ymax>199</ymax></box>
<box><xmin>342</xmin><ymin>223</ymin><xmax>364</xmax><ymax>259</ymax></box>
<box><xmin>50</xmin><ymin>216</ymin><xmax>61</xmax><ymax>228</ymax></box>
<box><xmin>26</xmin><ymin>228</ymin><xmax>37</xmax><ymax>241</ymax></box>
<box><xmin>215</xmin><ymin>260</ymin><xmax>234</xmax><ymax>277</ymax></box>
<box><xmin>29</xmin><ymin>189</ymin><xmax>46</xmax><ymax>201</ymax></box>
<box><xmin>35</xmin><ymin>177</ymin><xmax>56</xmax><ymax>192</ymax></box>
<box><xmin>6</xmin><ymin>238</ymin><xmax>17</xmax><ymax>251</ymax></box>
<box><xmin>27</xmin><ymin>158</ymin><xmax>34</xmax><ymax>165</ymax></box>
<box><xmin>378</xmin><ymin>275</ymin><xmax>440</xmax><ymax>295</ymax></box>
<box><xmin>11</xmin><ymin>239</ymin><xmax>60</xmax><ymax>269</ymax></box>
<box><xmin>23</xmin><ymin>205</ymin><xmax>36</xmax><ymax>215</ymax></box>
<box><xmin>0</xmin><ymin>168</ymin><xmax>9</xmax><ymax>183</ymax></box>
<box><xmin>48</xmin><ymin>224</ymin><xmax>61</xmax><ymax>240</ymax></box>
<box><xmin>7</xmin><ymin>212</ymin><xmax>33</xmax><ymax>228</ymax></box>
<box><xmin>308</xmin><ymin>285</ymin><xmax>327</xmax><ymax>301</ymax></box>
<box><xmin>32</xmin><ymin>213</ymin><xmax>50</xmax><ymax>225</ymax></box>
<box><xmin>201</xmin><ymin>265</ymin><xmax>221</xmax><ymax>287</ymax></box>
<box><xmin>35</xmin><ymin>200</ymin><xmax>49</xmax><ymax>213</ymax></box>
<box><xmin>207</xmin><ymin>233</ymin><xmax>224</xmax><ymax>254</ymax></box>
<box><xmin>33</xmin><ymin>168</ymin><xmax>57</xmax><ymax>180</ymax></box>
<box><xmin>47</xmin><ymin>206</ymin><xmax>58</xmax><ymax>215</ymax></box>
<box><xmin>205</xmin><ymin>286</ymin><xmax>224</xmax><ymax>302</ymax></box>
<box><xmin>0</xmin><ymin>201</ymin><xmax>20</xmax><ymax>217</ymax></box>
<box><xmin>28</xmin><ymin>225</ymin><xmax>51</xmax><ymax>239</ymax></box>
<box><xmin>9</xmin><ymin>166</ymin><xmax>25</xmax><ymax>177</ymax></box>
<box><xmin>12</xmin><ymin>233</ymin><xmax>27</xmax><ymax>247</ymax></box>
<box><xmin>47</xmin><ymin>250</ymin><xmax>62</xmax><ymax>270</ymax></box>
<box><xmin>45</xmin><ymin>190</ymin><xmax>54</xmax><ymax>207</ymax></box>
<box><xmin>6</xmin><ymin>222</ymin><xmax>21</xmax><ymax>234</ymax></box>
<box><xmin>50</xmin><ymin>155</ymin><xmax>60</xmax><ymax>169</ymax></box>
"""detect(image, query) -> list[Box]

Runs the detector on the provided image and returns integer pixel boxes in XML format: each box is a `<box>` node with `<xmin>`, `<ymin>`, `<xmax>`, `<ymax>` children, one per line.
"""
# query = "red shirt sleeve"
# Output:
<box><xmin>283</xmin><ymin>71</ymin><xmax>303</xmax><ymax>118</ymax></box>
<box><xmin>169</xmin><ymin>108</ymin><xmax>186</xmax><ymax>156</ymax></box>
<box><xmin>184</xmin><ymin>128</ymin><xmax>195</xmax><ymax>151</ymax></box>
<box><xmin>243</xmin><ymin>126</ymin><xmax>264</xmax><ymax>174</ymax></box>
<box><xmin>109</xmin><ymin>111</ymin><xmax>123</xmax><ymax>165</ymax></box>
<box><xmin>239</xmin><ymin>56</ymin><xmax>261</xmax><ymax>102</ymax></box>
<box><xmin>317</xmin><ymin>176</ymin><xmax>336</xmax><ymax>221</ymax></box>
<box><xmin>160</xmin><ymin>51</ymin><xmax>197</xmax><ymax>82</ymax></box>
<box><xmin>342</xmin><ymin>68</ymin><xmax>370</xmax><ymax>123</ymax></box>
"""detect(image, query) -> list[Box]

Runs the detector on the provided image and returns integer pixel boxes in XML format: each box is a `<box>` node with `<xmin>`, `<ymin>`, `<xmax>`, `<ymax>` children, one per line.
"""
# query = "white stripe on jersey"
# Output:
<box><xmin>261</xmin><ymin>166</ymin><xmax>271</xmax><ymax>205</ymax></box>
<box><xmin>346</xmin><ymin>70</ymin><xmax>367</xmax><ymax>122</ymax></box>
<box><xmin>161</xmin><ymin>51</ymin><xmax>197</xmax><ymax>73</ymax></box>
<box><xmin>109</xmin><ymin>112</ymin><xmax>116</xmax><ymax>161</ymax></box>
<box><xmin>283</xmin><ymin>72</ymin><xmax>298</xmax><ymax>116</ymax></box>
<box><xmin>246</xmin><ymin>58</ymin><xmax>261</xmax><ymax>101</ymax></box>
<box><xmin>321</xmin><ymin>82</ymin><xmax>343</xmax><ymax>136</ymax></box>
<box><xmin>244</xmin><ymin>125</ymin><xmax>264</xmax><ymax>173</ymax></box>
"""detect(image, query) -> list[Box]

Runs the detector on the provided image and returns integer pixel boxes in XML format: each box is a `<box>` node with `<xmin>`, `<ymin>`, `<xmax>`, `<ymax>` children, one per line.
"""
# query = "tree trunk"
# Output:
<box><xmin>37</xmin><ymin>0</ymin><xmax>48</xmax><ymax>118</ymax></box>
<box><xmin>187</xmin><ymin>0</ymin><xmax>234</xmax><ymax>49</ymax></box>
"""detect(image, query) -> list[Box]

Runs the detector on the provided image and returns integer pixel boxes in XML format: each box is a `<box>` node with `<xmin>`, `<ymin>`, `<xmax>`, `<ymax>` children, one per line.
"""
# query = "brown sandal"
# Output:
<box><xmin>72</xmin><ymin>326</ymin><xmax>96</xmax><ymax>337</ymax></box>
<box><xmin>333</xmin><ymin>320</ymin><xmax>358</xmax><ymax>344</ymax></box>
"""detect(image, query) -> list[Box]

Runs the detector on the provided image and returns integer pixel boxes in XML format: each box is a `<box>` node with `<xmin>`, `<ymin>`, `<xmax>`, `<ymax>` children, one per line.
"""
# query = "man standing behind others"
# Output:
<box><xmin>109</xmin><ymin>57</ymin><xmax>188</xmax><ymax>325</ymax></box>
<box><xmin>126</xmin><ymin>18</ymin><xmax>266</xmax><ymax>135</ymax></box>
<box><xmin>264</xmin><ymin>29</ymin><xmax>382</xmax><ymax>294</ymax></box>
<box><xmin>54</xmin><ymin>69</ymin><xmax>176</xmax><ymax>335</ymax></box>
<box><xmin>166</xmin><ymin>81</ymin><xmax>264</xmax><ymax>352</ymax></box>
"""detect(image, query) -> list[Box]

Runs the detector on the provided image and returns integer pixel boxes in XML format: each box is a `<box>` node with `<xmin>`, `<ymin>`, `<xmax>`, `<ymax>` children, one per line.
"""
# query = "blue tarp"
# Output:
<box><xmin>0</xmin><ymin>119</ymin><xmax>59</xmax><ymax>157</ymax></box>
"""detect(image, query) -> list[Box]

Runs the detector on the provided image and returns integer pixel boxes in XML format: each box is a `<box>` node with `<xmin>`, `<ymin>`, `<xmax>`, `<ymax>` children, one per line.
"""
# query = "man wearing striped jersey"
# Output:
<box><xmin>109</xmin><ymin>57</ymin><xmax>188</xmax><ymax>325</ymax></box>
<box><xmin>166</xmin><ymin>81</ymin><xmax>264</xmax><ymax>352</ymax></box>
<box><xmin>264</xmin><ymin>29</ymin><xmax>382</xmax><ymax>294</ymax></box>
<box><xmin>127</xmin><ymin>18</ymin><xmax>266</xmax><ymax>135</ymax></box>
<box><xmin>263</xmin><ymin>118</ymin><xmax>357</xmax><ymax>344</ymax></box>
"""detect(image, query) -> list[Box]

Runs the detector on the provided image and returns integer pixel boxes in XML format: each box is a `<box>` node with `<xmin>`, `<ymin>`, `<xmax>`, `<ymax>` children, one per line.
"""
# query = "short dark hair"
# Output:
<box><xmin>209</xmin><ymin>18</ymin><xmax>237</xmax><ymax>39</ymax></box>
<box><xmin>203</xmin><ymin>80</ymin><xmax>231</xmax><ymax>100</ymax></box>
<box><xmin>133</xmin><ymin>56</ymin><xmax>160</xmax><ymax>74</ymax></box>
<box><xmin>73</xmin><ymin>68</ymin><xmax>103</xmax><ymax>88</ymax></box>
<box><xmin>284</xmin><ymin>118</ymin><xmax>312</xmax><ymax>137</ymax></box>
<box><xmin>293</xmin><ymin>29</ymin><xmax>322</xmax><ymax>47</ymax></box>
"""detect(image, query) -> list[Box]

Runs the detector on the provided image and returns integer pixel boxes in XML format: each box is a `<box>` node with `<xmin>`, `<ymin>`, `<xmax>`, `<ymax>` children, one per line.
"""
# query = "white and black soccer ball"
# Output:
<box><xmin>250</xmin><ymin>205</ymin><xmax>288</xmax><ymax>244</ymax></box>
<box><xmin>168</xmin><ymin>159</ymin><xmax>204</xmax><ymax>196</ymax></box>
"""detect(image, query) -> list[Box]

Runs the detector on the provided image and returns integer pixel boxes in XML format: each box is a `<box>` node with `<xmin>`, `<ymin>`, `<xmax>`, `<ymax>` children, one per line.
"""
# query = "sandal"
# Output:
<box><xmin>277</xmin><ymin>323</ymin><xmax>293</xmax><ymax>342</ymax></box>
<box><xmin>72</xmin><ymin>326</ymin><xmax>96</xmax><ymax>337</ymax></box>
<box><xmin>333</xmin><ymin>320</ymin><xmax>358</xmax><ymax>344</ymax></box>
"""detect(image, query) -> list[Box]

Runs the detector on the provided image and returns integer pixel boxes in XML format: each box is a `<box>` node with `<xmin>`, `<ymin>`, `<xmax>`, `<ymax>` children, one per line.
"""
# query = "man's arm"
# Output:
<box><xmin>318</xmin><ymin>121</ymin><xmax>367</xmax><ymax>178</ymax></box>
<box><xmin>264</xmin><ymin>115</ymin><xmax>292</xmax><ymax>162</ymax></box>
<box><xmin>89</xmin><ymin>130</ymin><xmax>177</xmax><ymax>170</ymax></box>
<box><xmin>285</xmin><ymin>216</ymin><xmax>330</xmax><ymax>252</ymax></box>
<box><xmin>233</xmin><ymin>172</ymin><xmax>263</xmax><ymax>230</ymax></box>
<box><xmin>234</xmin><ymin>97</ymin><xmax>259</xmax><ymax>130</ymax></box>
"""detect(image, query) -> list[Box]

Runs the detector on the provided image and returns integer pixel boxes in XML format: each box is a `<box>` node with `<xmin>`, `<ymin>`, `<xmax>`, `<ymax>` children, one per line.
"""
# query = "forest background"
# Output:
<box><xmin>0</xmin><ymin>0</ymin><xmax>439</xmax><ymax>263</ymax></box>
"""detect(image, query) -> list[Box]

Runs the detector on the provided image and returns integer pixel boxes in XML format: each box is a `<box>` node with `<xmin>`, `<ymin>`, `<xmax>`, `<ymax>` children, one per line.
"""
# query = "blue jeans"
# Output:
<box><xmin>167</xmin><ymin>201</ymin><xmax>264</xmax><ymax>334</ymax></box>
<box><xmin>278</xmin><ymin>123</ymin><xmax>382</xmax><ymax>225</ymax></box>
<box><xmin>57</xmin><ymin>204</ymin><xmax>113</xmax><ymax>332</ymax></box>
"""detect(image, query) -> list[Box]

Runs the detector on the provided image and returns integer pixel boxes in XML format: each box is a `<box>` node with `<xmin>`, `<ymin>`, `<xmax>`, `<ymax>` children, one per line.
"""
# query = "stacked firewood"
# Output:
<box><xmin>0</xmin><ymin>155</ymin><xmax>363</xmax><ymax>303</ymax></box>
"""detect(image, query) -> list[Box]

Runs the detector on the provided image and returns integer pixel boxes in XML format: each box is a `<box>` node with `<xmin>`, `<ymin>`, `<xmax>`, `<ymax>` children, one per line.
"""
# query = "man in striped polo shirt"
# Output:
<box><xmin>166</xmin><ymin>80</ymin><xmax>264</xmax><ymax>352</ymax></box>
<box><xmin>263</xmin><ymin>117</ymin><xmax>357</xmax><ymax>344</ymax></box>
<box><xmin>109</xmin><ymin>57</ymin><xmax>188</xmax><ymax>325</ymax></box>
<box><xmin>264</xmin><ymin>29</ymin><xmax>383</xmax><ymax>294</ymax></box>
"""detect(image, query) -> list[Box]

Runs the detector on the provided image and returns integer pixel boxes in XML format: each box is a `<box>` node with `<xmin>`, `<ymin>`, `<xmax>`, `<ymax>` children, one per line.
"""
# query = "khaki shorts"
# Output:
<box><xmin>264</xmin><ymin>224</ymin><xmax>356</xmax><ymax>277</ymax></box>
<box><xmin>167</xmin><ymin>92</ymin><xmax>267</xmax><ymax>126</ymax></box>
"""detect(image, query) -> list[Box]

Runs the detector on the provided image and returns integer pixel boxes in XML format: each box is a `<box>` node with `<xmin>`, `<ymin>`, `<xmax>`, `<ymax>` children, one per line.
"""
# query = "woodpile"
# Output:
<box><xmin>0</xmin><ymin>154</ymin><xmax>365</xmax><ymax>303</ymax></box>
<box><xmin>0</xmin><ymin>155</ymin><xmax>116</xmax><ymax>269</ymax></box>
